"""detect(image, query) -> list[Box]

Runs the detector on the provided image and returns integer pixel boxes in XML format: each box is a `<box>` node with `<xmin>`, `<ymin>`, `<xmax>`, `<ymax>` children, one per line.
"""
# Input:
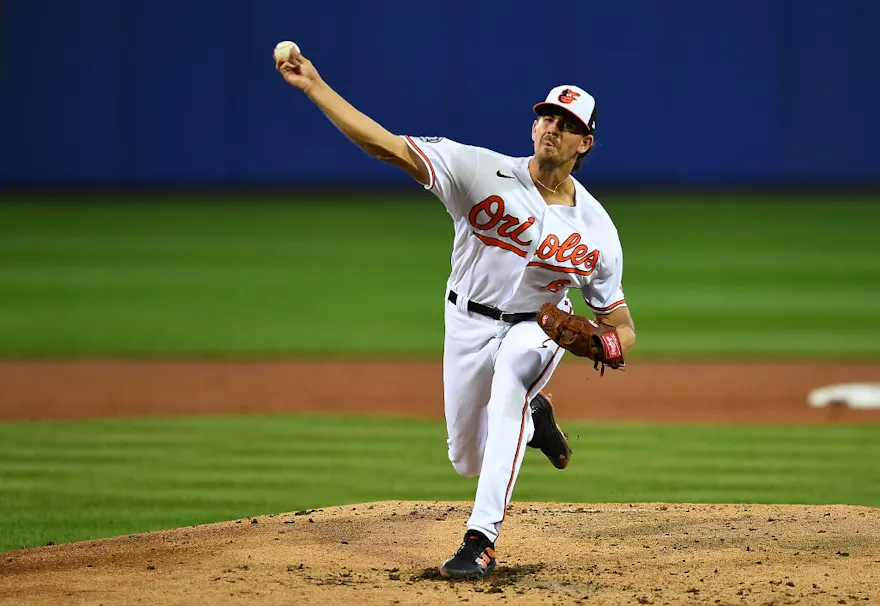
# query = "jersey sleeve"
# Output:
<box><xmin>581</xmin><ymin>236</ymin><xmax>627</xmax><ymax>315</ymax></box>
<box><xmin>401</xmin><ymin>136</ymin><xmax>482</xmax><ymax>215</ymax></box>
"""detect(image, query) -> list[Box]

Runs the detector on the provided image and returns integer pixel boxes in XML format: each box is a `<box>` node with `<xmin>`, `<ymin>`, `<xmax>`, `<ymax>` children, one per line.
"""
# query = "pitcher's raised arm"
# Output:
<box><xmin>274</xmin><ymin>41</ymin><xmax>429</xmax><ymax>185</ymax></box>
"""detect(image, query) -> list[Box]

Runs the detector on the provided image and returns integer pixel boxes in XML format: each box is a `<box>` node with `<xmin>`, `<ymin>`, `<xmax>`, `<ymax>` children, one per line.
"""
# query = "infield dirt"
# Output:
<box><xmin>1</xmin><ymin>360</ymin><xmax>879</xmax><ymax>604</ymax></box>
<box><xmin>2</xmin><ymin>359</ymin><xmax>880</xmax><ymax>423</ymax></box>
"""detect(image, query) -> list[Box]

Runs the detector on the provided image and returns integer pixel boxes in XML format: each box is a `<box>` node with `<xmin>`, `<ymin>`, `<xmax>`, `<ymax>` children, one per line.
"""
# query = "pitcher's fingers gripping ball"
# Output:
<box><xmin>537</xmin><ymin>303</ymin><xmax>625</xmax><ymax>375</ymax></box>
<box><xmin>273</xmin><ymin>40</ymin><xmax>300</xmax><ymax>65</ymax></box>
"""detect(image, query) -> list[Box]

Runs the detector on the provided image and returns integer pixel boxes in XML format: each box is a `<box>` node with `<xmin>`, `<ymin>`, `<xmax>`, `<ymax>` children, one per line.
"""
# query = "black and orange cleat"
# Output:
<box><xmin>527</xmin><ymin>391</ymin><xmax>572</xmax><ymax>469</ymax></box>
<box><xmin>439</xmin><ymin>530</ymin><xmax>497</xmax><ymax>579</ymax></box>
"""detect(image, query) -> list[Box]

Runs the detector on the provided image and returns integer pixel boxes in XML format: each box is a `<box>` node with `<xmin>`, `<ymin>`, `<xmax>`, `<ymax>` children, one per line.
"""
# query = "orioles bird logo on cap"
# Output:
<box><xmin>558</xmin><ymin>89</ymin><xmax>580</xmax><ymax>104</ymax></box>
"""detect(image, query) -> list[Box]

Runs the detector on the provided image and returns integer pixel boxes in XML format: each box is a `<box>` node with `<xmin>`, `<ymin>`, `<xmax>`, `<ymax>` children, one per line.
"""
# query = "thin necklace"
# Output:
<box><xmin>533</xmin><ymin>174</ymin><xmax>565</xmax><ymax>194</ymax></box>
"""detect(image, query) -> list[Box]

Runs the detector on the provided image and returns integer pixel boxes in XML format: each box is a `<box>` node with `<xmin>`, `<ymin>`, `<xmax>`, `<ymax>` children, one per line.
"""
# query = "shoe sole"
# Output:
<box><xmin>533</xmin><ymin>392</ymin><xmax>572</xmax><ymax>469</ymax></box>
<box><xmin>439</xmin><ymin>562</ymin><xmax>497</xmax><ymax>579</ymax></box>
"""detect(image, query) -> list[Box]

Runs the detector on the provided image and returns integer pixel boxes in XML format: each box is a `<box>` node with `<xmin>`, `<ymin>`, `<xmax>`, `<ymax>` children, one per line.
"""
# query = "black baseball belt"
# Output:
<box><xmin>447</xmin><ymin>290</ymin><xmax>537</xmax><ymax>324</ymax></box>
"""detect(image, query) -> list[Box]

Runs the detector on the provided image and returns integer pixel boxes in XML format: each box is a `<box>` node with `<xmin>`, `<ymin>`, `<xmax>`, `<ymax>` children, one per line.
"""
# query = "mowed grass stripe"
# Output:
<box><xmin>583</xmin><ymin>424</ymin><xmax>875</xmax><ymax>450</ymax></box>
<box><xmin>518</xmin><ymin>422</ymin><xmax>880</xmax><ymax>505</ymax></box>
<box><xmin>2</xmin><ymin>197</ymin><xmax>879</xmax><ymax>357</ymax></box>
<box><xmin>1</xmin><ymin>415</ymin><xmax>879</xmax><ymax>550</ymax></box>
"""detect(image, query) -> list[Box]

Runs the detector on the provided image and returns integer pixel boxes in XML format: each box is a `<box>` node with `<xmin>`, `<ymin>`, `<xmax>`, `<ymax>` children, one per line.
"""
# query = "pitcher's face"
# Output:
<box><xmin>531</xmin><ymin>110</ymin><xmax>593</xmax><ymax>167</ymax></box>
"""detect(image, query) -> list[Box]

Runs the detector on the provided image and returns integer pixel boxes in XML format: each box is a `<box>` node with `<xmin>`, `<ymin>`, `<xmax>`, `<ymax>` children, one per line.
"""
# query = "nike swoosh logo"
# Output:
<box><xmin>496</xmin><ymin>170</ymin><xmax>515</xmax><ymax>179</ymax></box>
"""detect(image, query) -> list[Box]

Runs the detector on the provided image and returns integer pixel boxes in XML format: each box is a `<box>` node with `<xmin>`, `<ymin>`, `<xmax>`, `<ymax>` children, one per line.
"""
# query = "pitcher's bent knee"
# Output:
<box><xmin>448</xmin><ymin>451</ymin><xmax>481</xmax><ymax>478</ymax></box>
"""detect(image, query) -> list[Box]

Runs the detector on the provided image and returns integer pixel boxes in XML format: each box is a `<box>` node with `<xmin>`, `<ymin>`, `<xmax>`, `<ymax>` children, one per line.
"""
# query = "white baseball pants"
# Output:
<box><xmin>442</xmin><ymin>290</ymin><xmax>569</xmax><ymax>542</ymax></box>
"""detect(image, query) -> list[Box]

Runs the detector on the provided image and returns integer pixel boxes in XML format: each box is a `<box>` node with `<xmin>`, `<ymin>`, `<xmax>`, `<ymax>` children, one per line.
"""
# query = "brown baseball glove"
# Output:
<box><xmin>536</xmin><ymin>303</ymin><xmax>625</xmax><ymax>375</ymax></box>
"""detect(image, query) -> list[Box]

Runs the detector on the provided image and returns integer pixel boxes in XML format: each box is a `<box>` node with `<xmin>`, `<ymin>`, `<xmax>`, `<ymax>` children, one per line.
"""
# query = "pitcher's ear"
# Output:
<box><xmin>580</xmin><ymin>134</ymin><xmax>594</xmax><ymax>154</ymax></box>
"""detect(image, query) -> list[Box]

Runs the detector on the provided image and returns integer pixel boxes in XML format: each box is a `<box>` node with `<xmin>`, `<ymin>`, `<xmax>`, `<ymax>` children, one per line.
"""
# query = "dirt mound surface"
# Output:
<box><xmin>1</xmin><ymin>501</ymin><xmax>877</xmax><ymax>605</ymax></box>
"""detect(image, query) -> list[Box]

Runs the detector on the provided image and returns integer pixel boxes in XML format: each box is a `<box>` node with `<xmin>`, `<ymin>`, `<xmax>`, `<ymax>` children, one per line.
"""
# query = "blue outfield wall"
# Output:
<box><xmin>1</xmin><ymin>0</ymin><xmax>878</xmax><ymax>186</ymax></box>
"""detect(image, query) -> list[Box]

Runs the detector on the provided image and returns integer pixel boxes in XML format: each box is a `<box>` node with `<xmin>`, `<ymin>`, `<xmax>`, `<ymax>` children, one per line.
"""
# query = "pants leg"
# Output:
<box><xmin>465</xmin><ymin>316</ymin><xmax>566</xmax><ymax>542</ymax></box>
<box><xmin>442</xmin><ymin>301</ymin><xmax>502</xmax><ymax>477</ymax></box>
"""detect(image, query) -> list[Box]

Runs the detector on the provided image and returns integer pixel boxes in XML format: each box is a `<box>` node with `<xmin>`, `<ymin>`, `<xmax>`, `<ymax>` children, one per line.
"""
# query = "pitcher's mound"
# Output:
<box><xmin>2</xmin><ymin>501</ymin><xmax>877</xmax><ymax>605</ymax></box>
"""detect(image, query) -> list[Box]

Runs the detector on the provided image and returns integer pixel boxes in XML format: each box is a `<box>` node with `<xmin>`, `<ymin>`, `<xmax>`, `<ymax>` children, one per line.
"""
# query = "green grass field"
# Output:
<box><xmin>1</xmin><ymin>194</ymin><xmax>879</xmax><ymax>357</ymax></box>
<box><xmin>1</xmin><ymin>194</ymin><xmax>878</xmax><ymax>552</ymax></box>
<box><xmin>2</xmin><ymin>415</ymin><xmax>878</xmax><ymax>552</ymax></box>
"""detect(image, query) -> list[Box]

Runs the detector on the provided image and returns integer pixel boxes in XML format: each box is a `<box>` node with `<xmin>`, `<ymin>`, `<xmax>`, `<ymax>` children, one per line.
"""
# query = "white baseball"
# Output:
<box><xmin>274</xmin><ymin>41</ymin><xmax>300</xmax><ymax>63</ymax></box>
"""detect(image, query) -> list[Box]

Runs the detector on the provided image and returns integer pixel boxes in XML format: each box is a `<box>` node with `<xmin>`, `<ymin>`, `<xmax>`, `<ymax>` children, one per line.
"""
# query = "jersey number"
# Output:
<box><xmin>543</xmin><ymin>279</ymin><xmax>572</xmax><ymax>293</ymax></box>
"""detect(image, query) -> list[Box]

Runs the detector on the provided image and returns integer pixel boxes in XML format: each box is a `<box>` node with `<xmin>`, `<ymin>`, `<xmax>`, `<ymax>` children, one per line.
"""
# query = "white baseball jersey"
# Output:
<box><xmin>403</xmin><ymin>136</ymin><xmax>627</xmax><ymax>316</ymax></box>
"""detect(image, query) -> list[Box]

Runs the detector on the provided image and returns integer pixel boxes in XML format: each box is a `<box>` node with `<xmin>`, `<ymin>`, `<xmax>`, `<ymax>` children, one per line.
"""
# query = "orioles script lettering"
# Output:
<box><xmin>468</xmin><ymin>195</ymin><xmax>600</xmax><ymax>275</ymax></box>
<box><xmin>535</xmin><ymin>233</ymin><xmax>598</xmax><ymax>270</ymax></box>
<box><xmin>468</xmin><ymin>195</ymin><xmax>534</xmax><ymax>246</ymax></box>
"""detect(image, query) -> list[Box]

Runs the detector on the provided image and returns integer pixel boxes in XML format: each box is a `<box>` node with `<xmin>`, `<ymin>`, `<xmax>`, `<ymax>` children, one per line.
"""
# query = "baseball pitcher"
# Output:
<box><xmin>275</xmin><ymin>43</ymin><xmax>636</xmax><ymax>579</ymax></box>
